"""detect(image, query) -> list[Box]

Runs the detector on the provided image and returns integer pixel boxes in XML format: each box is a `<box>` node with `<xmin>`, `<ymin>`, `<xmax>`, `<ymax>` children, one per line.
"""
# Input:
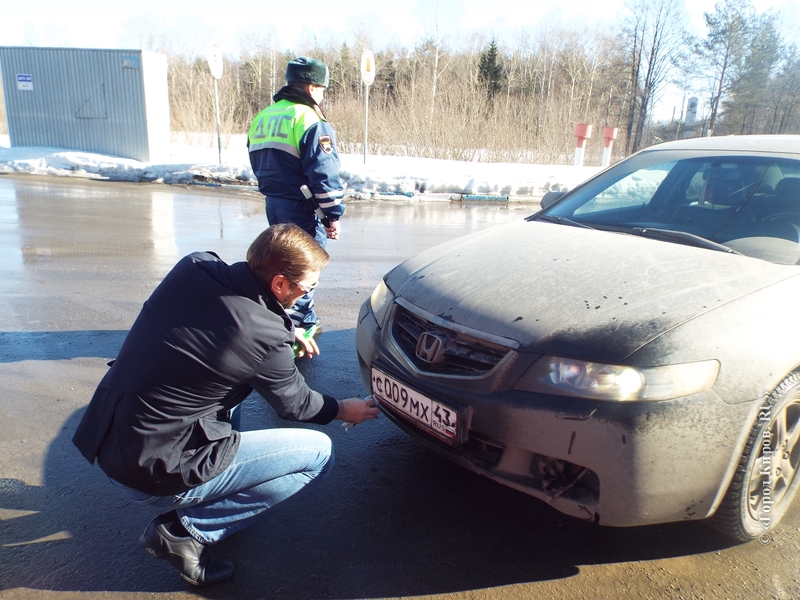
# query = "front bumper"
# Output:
<box><xmin>356</xmin><ymin>298</ymin><xmax>756</xmax><ymax>527</ymax></box>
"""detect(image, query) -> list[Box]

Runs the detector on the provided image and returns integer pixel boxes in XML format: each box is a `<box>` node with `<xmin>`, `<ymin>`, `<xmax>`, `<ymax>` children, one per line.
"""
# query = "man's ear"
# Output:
<box><xmin>270</xmin><ymin>274</ymin><xmax>290</xmax><ymax>297</ymax></box>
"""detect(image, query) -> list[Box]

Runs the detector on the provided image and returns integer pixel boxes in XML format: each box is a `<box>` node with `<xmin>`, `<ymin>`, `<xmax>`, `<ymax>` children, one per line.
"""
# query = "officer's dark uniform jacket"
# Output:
<box><xmin>72</xmin><ymin>252</ymin><xmax>339</xmax><ymax>496</ymax></box>
<box><xmin>248</xmin><ymin>86</ymin><xmax>345</xmax><ymax>222</ymax></box>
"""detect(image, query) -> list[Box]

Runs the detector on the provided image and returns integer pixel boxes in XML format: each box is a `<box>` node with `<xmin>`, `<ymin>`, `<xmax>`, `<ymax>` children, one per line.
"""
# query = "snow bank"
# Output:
<box><xmin>0</xmin><ymin>134</ymin><xmax>602</xmax><ymax>201</ymax></box>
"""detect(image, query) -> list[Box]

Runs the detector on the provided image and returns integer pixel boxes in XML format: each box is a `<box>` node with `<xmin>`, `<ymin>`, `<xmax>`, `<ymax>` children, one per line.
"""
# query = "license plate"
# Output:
<box><xmin>371</xmin><ymin>367</ymin><xmax>461</xmax><ymax>444</ymax></box>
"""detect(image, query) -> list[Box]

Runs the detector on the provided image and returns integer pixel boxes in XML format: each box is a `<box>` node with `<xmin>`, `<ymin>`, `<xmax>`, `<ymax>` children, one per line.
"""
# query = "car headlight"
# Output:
<box><xmin>513</xmin><ymin>356</ymin><xmax>719</xmax><ymax>401</ymax></box>
<box><xmin>369</xmin><ymin>279</ymin><xmax>394</xmax><ymax>327</ymax></box>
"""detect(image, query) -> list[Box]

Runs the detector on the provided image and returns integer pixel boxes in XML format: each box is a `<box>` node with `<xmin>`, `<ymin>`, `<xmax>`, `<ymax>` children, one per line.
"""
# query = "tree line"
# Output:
<box><xmin>2</xmin><ymin>0</ymin><xmax>798</xmax><ymax>165</ymax></box>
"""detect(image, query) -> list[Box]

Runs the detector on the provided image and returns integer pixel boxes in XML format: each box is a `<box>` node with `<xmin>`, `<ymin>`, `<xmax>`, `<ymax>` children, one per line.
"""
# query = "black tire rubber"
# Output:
<box><xmin>711</xmin><ymin>372</ymin><xmax>800</xmax><ymax>542</ymax></box>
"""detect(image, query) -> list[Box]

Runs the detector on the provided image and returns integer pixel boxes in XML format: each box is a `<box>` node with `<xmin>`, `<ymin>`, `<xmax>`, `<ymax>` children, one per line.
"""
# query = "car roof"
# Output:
<box><xmin>643</xmin><ymin>135</ymin><xmax>800</xmax><ymax>156</ymax></box>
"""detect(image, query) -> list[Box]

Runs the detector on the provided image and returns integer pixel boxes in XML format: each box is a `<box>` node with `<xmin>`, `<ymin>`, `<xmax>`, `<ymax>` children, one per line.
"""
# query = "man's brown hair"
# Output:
<box><xmin>247</xmin><ymin>223</ymin><xmax>329</xmax><ymax>288</ymax></box>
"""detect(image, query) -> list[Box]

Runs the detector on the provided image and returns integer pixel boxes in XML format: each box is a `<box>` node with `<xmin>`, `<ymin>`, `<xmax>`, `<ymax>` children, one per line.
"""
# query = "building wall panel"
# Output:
<box><xmin>0</xmin><ymin>47</ymin><xmax>169</xmax><ymax>162</ymax></box>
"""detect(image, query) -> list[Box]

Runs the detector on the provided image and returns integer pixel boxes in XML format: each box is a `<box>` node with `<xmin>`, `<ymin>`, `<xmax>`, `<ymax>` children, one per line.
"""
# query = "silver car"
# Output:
<box><xmin>356</xmin><ymin>135</ymin><xmax>800</xmax><ymax>541</ymax></box>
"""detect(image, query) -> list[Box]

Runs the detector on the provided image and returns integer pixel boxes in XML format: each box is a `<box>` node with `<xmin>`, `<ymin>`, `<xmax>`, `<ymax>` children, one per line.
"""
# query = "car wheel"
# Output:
<box><xmin>712</xmin><ymin>372</ymin><xmax>800</xmax><ymax>542</ymax></box>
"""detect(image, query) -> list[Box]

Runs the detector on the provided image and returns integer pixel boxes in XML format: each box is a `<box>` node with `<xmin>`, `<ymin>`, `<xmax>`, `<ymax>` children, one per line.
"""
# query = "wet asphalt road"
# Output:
<box><xmin>0</xmin><ymin>174</ymin><xmax>798</xmax><ymax>600</ymax></box>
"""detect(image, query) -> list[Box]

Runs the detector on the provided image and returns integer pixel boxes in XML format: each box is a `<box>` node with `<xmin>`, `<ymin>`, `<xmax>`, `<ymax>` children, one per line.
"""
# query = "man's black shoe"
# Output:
<box><xmin>140</xmin><ymin>516</ymin><xmax>234</xmax><ymax>587</ymax></box>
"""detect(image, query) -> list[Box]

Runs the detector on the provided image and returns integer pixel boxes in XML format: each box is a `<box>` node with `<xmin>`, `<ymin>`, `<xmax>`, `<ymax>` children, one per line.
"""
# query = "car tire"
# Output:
<box><xmin>712</xmin><ymin>372</ymin><xmax>800</xmax><ymax>542</ymax></box>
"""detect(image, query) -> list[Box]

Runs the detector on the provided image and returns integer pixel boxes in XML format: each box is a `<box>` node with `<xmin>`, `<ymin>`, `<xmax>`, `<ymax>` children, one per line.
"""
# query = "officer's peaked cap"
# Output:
<box><xmin>285</xmin><ymin>57</ymin><xmax>329</xmax><ymax>88</ymax></box>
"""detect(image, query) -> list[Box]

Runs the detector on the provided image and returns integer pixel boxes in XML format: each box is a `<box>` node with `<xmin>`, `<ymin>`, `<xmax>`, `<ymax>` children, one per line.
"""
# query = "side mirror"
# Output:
<box><xmin>540</xmin><ymin>191</ymin><xmax>565</xmax><ymax>210</ymax></box>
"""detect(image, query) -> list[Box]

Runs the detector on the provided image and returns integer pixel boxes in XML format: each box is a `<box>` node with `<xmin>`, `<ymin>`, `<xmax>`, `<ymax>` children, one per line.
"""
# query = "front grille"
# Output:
<box><xmin>391</xmin><ymin>305</ymin><xmax>510</xmax><ymax>376</ymax></box>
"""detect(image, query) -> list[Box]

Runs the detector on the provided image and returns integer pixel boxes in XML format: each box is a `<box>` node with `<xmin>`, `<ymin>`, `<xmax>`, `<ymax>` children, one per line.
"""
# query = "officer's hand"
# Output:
<box><xmin>294</xmin><ymin>329</ymin><xmax>320</xmax><ymax>358</ymax></box>
<box><xmin>336</xmin><ymin>396</ymin><xmax>379</xmax><ymax>425</ymax></box>
<box><xmin>325</xmin><ymin>220</ymin><xmax>341</xmax><ymax>240</ymax></box>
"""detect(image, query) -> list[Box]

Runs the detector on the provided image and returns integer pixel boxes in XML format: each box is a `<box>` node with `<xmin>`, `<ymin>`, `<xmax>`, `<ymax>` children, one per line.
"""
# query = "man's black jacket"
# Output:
<box><xmin>72</xmin><ymin>252</ymin><xmax>338</xmax><ymax>496</ymax></box>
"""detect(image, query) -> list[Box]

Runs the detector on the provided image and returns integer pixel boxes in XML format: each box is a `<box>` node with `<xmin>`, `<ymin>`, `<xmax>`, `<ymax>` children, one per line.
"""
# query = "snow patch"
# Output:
<box><xmin>0</xmin><ymin>133</ymin><xmax>601</xmax><ymax>200</ymax></box>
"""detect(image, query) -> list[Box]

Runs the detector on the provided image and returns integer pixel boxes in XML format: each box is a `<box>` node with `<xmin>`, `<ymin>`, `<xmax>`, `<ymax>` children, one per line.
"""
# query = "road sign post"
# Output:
<box><xmin>360</xmin><ymin>51</ymin><xmax>376</xmax><ymax>164</ymax></box>
<box><xmin>207</xmin><ymin>44</ymin><xmax>224</xmax><ymax>164</ymax></box>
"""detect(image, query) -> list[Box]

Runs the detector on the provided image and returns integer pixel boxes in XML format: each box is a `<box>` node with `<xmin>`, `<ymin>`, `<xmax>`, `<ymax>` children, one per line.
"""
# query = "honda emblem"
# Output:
<box><xmin>416</xmin><ymin>331</ymin><xmax>446</xmax><ymax>364</ymax></box>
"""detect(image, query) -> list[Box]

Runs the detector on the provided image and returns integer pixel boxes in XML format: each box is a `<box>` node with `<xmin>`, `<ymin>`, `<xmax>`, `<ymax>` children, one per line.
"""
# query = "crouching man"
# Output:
<box><xmin>72</xmin><ymin>223</ymin><xmax>377</xmax><ymax>586</ymax></box>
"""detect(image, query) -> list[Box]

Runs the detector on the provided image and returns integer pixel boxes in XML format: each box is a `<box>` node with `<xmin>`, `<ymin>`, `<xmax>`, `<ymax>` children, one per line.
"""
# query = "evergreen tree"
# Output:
<box><xmin>696</xmin><ymin>0</ymin><xmax>755</xmax><ymax>136</ymax></box>
<box><xmin>720</xmin><ymin>13</ymin><xmax>781</xmax><ymax>134</ymax></box>
<box><xmin>478</xmin><ymin>40</ymin><xmax>505</xmax><ymax>100</ymax></box>
<box><xmin>768</xmin><ymin>47</ymin><xmax>800</xmax><ymax>134</ymax></box>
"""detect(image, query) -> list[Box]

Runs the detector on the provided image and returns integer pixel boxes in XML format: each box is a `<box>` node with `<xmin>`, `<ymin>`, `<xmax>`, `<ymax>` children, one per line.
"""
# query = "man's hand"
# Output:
<box><xmin>336</xmin><ymin>396</ymin><xmax>379</xmax><ymax>425</ymax></box>
<box><xmin>293</xmin><ymin>328</ymin><xmax>320</xmax><ymax>358</ymax></box>
<box><xmin>324</xmin><ymin>219</ymin><xmax>341</xmax><ymax>240</ymax></box>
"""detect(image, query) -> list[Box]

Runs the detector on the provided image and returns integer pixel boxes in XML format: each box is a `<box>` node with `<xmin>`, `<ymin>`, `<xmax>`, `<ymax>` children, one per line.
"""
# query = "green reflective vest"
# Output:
<box><xmin>248</xmin><ymin>100</ymin><xmax>323</xmax><ymax>158</ymax></box>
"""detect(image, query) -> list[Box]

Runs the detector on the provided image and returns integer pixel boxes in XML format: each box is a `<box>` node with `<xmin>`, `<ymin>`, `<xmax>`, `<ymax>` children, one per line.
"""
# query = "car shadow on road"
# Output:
<box><xmin>0</xmin><ymin>328</ymin><xmax>742</xmax><ymax>597</ymax></box>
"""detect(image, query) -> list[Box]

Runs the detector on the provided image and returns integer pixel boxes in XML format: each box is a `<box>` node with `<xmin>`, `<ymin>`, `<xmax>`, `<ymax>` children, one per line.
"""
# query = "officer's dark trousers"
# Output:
<box><xmin>265</xmin><ymin>198</ymin><xmax>327</xmax><ymax>329</ymax></box>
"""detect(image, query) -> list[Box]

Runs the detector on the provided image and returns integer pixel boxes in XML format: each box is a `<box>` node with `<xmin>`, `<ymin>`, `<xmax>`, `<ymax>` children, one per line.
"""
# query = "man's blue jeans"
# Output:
<box><xmin>265</xmin><ymin>198</ymin><xmax>326</xmax><ymax>329</ymax></box>
<box><xmin>113</xmin><ymin>428</ymin><xmax>334</xmax><ymax>545</ymax></box>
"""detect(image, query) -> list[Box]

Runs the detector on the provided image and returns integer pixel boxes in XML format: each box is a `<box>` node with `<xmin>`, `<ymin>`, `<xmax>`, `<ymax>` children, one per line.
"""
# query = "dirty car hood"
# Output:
<box><xmin>385</xmin><ymin>220</ymin><xmax>799</xmax><ymax>363</ymax></box>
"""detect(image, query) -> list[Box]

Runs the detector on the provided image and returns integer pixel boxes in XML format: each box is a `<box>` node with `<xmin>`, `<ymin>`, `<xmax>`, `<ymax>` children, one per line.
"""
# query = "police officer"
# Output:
<box><xmin>248</xmin><ymin>57</ymin><xmax>345</xmax><ymax>335</ymax></box>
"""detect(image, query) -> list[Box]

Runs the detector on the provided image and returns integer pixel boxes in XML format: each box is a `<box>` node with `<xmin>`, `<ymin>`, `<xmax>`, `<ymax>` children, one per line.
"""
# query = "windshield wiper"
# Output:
<box><xmin>629</xmin><ymin>227</ymin><xmax>740</xmax><ymax>254</ymax></box>
<box><xmin>538</xmin><ymin>215</ymin><xmax>595</xmax><ymax>229</ymax></box>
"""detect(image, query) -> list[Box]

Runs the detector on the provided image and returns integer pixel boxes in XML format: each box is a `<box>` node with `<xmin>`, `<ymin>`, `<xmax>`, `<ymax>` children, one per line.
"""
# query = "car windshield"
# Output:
<box><xmin>536</xmin><ymin>152</ymin><xmax>800</xmax><ymax>264</ymax></box>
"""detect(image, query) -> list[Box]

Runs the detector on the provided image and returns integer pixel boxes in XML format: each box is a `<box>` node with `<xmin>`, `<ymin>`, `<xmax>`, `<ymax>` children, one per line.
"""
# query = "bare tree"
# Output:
<box><xmin>620</xmin><ymin>0</ymin><xmax>688</xmax><ymax>152</ymax></box>
<box><xmin>95</xmin><ymin>6</ymin><xmax>797</xmax><ymax>165</ymax></box>
<box><xmin>237</xmin><ymin>30</ymin><xmax>282</xmax><ymax>116</ymax></box>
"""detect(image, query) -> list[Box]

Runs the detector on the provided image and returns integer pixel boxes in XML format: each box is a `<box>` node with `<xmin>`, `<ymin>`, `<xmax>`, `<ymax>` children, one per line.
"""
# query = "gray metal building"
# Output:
<box><xmin>0</xmin><ymin>47</ymin><xmax>170</xmax><ymax>162</ymax></box>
